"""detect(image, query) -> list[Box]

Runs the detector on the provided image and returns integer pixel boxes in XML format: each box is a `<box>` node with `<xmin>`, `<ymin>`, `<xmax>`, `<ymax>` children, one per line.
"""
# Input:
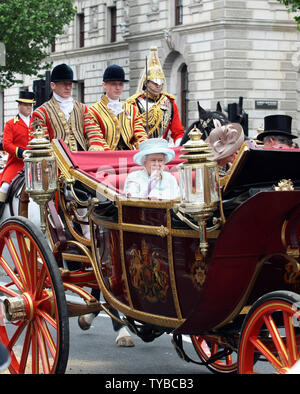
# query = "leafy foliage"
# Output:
<box><xmin>277</xmin><ymin>0</ymin><xmax>300</xmax><ymax>29</ymax></box>
<box><xmin>0</xmin><ymin>0</ymin><xmax>76</xmax><ymax>89</ymax></box>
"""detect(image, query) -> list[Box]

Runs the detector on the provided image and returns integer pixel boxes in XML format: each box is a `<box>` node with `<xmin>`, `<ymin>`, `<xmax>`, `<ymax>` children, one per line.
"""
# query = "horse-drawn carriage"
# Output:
<box><xmin>1</xmin><ymin>126</ymin><xmax>300</xmax><ymax>374</ymax></box>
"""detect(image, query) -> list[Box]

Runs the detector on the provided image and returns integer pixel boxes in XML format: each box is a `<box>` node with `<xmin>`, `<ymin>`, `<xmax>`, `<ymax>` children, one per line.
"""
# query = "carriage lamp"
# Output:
<box><xmin>175</xmin><ymin>125</ymin><xmax>220</xmax><ymax>257</ymax></box>
<box><xmin>23</xmin><ymin>120</ymin><xmax>57</xmax><ymax>233</ymax></box>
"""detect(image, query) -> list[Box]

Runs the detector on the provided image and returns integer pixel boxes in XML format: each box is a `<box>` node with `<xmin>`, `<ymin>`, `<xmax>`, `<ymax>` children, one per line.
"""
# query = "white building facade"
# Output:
<box><xmin>2</xmin><ymin>0</ymin><xmax>300</xmax><ymax>138</ymax></box>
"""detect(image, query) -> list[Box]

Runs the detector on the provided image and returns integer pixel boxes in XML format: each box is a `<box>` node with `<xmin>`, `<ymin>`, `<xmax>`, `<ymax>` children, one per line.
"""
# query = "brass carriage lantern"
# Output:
<box><xmin>23</xmin><ymin>121</ymin><xmax>57</xmax><ymax>233</ymax></box>
<box><xmin>175</xmin><ymin>126</ymin><xmax>220</xmax><ymax>257</ymax></box>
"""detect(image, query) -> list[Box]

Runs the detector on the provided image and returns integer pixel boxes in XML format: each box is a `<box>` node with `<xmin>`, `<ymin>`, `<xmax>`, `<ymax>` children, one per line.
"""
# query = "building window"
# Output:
<box><xmin>180</xmin><ymin>64</ymin><xmax>188</xmax><ymax>127</ymax></box>
<box><xmin>110</xmin><ymin>6</ymin><xmax>117</xmax><ymax>42</ymax></box>
<box><xmin>175</xmin><ymin>0</ymin><xmax>183</xmax><ymax>25</ymax></box>
<box><xmin>77</xmin><ymin>13</ymin><xmax>85</xmax><ymax>48</ymax></box>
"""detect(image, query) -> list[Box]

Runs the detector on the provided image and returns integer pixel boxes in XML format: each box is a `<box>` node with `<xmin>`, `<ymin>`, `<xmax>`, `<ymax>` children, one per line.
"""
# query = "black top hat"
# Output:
<box><xmin>51</xmin><ymin>63</ymin><xmax>77</xmax><ymax>83</ymax></box>
<box><xmin>103</xmin><ymin>65</ymin><xmax>129</xmax><ymax>82</ymax></box>
<box><xmin>16</xmin><ymin>91</ymin><xmax>36</xmax><ymax>104</ymax></box>
<box><xmin>257</xmin><ymin>114</ymin><xmax>297</xmax><ymax>141</ymax></box>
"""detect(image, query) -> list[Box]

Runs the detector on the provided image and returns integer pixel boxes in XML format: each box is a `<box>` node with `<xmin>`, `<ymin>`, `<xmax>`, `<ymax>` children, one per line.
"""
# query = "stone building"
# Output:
<box><xmin>2</xmin><ymin>0</ymin><xmax>300</xmax><ymax>138</ymax></box>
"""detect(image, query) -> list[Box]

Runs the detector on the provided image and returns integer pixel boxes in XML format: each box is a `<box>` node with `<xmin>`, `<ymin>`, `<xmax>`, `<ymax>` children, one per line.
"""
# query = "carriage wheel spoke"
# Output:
<box><xmin>36</xmin><ymin>315</ymin><xmax>57</xmax><ymax>358</ymax></box>
<box><xmin>0</xmin><ymin>282</ymin><xmax>20</xmax><ymax>297</ymax></box>
<box><xmin>18</xmin><ymin>323</ymin><xmax>33</xmax><ymax>374</ymax></box>
<box><xmin>35</xmin><ymin>321</ymin><xmax>51</xmax><ymax>374</ymax></box>
<box><xmin>31</xmin><ymin>323</ymin><xmax>39</xmax><ymax>374</ymax></box>
<box><xmin>283</xmin><ymin>311</ymin><xmax>299</xmax><ymax>365</ymax></box>
<box><xmin>0</xmin><ymin>218</ymin><xmax>69</xmax><ymax>374</ymax></box>
<box><xmin>0</xmin><ymin>256</ymin><xmax>24</xmax><ymax>292</ymax></box>
<box><xmin>5</xmin><ymin>321</ymin><xmax>29</xmax><ymax>374</ymax></box>
<box><xmin>37</xmin><ymin>308</ymin><xmax>57</xmax><ymax>330</ymax></box>
<box><xmin>16</xmin><ymin>233</ymin><xmax>32</xmax><ymax>291</ymax></box>
<box><xmin>249</xmin><ymin>336</ymin><xmax>283</xmax><ymax>370</ymax></box>
<box><xmin>263</xmin><ymin>313</ymin><xmax>290</xmax><ymax>367</ymax></box>
<box><xmin>35</xmin><ymin>264</ymin><xmax>48</xmax><ymax>300</ymax></box>
<box><xmin>29</xmin><ymin>239</ymin><xmax>39</xmax><ymax>291</ymax></box>
<box><xmin>4</xmin><ymin>235</ymin><xmax>28</xmax><ymax>291</ymax></box>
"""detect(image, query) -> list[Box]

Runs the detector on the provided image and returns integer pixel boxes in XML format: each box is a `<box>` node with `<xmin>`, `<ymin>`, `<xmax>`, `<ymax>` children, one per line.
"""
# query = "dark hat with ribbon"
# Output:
<box><xmin>16</xmin><ymin>91</ymin><xmax>35</xmax><ymax>104</ymax></box>
<box><xmin>51</xmin><ymin>63</ymin><xmax>77</xmax><ymax>83</ymax></box>
<box><xmin>257</xmin><ymin>115</ymin><xmax>297</xmax><ymax>141</ymax></box>
<box><xmin>103</xmin><ymin>64</ymin><xmax>129</xmax><ymax>82</ymax></box>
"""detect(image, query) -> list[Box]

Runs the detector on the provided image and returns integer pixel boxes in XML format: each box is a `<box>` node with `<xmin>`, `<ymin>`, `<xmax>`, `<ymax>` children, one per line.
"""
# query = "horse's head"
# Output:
<box><xmin>181</xmin><ymin>102</ymin><xmax>229</xmax><ymax>145</ymax></box>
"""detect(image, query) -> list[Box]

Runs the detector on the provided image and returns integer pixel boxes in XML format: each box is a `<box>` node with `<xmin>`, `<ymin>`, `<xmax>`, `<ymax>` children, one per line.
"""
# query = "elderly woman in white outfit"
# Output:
<box><xmin>124</xmin><ymin>138</ymin><xmax>180</xmax><ymax>200</ymax></box>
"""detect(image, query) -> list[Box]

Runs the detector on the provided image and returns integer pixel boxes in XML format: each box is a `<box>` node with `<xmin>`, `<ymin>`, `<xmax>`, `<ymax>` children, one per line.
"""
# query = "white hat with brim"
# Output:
<box><xmin>134</xmin><ymin>138</ymin><xmax>175</xmax><ymax>166</ymax></box>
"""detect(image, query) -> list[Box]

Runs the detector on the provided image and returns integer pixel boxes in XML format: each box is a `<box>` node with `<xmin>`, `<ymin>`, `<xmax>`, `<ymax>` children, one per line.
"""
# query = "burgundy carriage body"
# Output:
<box><xmin>53</xmin><ymin>140</ymin><xmax>300</xmax><ymax>334</ymax></box>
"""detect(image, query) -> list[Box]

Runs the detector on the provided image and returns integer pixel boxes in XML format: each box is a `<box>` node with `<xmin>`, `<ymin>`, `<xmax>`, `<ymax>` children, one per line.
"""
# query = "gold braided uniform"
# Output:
<box><xmin>127</xmin><ymin>92</ymin><xmax>184</xmax><ymax>143</ymax></box>
<box><xmin>31</xmin><ymin>96</ymin><xmax>108</xmax><ymax>151</ymax></box>
<box><xmin>89</xmin><ymin>94</ymin><xmax>148</xmax><ymax>150</ymax></box>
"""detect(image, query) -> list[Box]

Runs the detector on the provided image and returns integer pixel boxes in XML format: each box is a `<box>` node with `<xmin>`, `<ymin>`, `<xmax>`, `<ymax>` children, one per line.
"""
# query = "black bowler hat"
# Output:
<box><xmin>16</xmin><ymin>91</ymin><xmax>35</xmax><ymax>104</ymax></box>
<box><xmin>257</xmin><ymin>114</ymin><xmax>297</xmax><ymax>141</ymax></box>
<box><xmin>51</xmin><ymin>63</ymin><xmax>77</xmax><ymax>83</ymax></box>
<box><xmin>103</xmin><ymin>64</ymin><xmax>129</xmax><ymax>82</ymax></box>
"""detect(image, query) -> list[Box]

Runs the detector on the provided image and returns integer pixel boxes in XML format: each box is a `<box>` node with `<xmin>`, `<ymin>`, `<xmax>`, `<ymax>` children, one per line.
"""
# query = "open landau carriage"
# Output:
<box><xmin>1</xmin><ymin>124</ymin><xmax>300</xmax><ymax>374</ymax></box>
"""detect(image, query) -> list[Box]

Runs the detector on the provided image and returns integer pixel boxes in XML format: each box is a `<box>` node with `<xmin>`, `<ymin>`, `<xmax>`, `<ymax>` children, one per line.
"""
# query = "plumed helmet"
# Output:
<box><xmin>137</xmin><ymin>47</ymin><xmax>167</xmax><ymax>93</ymax></box>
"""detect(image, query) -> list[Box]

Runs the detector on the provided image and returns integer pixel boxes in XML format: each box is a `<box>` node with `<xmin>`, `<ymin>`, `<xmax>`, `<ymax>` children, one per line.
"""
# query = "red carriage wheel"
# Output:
<box><xmin>0</xmin><ymin>217</ymin><xmax>69</xmax><ymax>374</ymax></box>
<box><xmin>191</xmin><ymin>336</ymin><xmax>237</xmax><ymax>374</ymax></box>
<box><xmin>238</xmin><ymin>291</ymin><xmax>300</xmax><ymax>374</ymax></box>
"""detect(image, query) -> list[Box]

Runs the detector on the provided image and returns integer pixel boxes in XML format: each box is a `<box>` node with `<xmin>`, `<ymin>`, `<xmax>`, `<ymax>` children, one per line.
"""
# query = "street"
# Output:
<box><xmin>66</xmin><ymin>312</ymin><xmax>210</xmax><ymax>375</ymax></box>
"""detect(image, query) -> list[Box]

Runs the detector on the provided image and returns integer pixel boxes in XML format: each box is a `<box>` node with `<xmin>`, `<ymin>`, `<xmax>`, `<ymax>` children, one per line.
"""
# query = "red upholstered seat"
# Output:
<box><xmin>57</xmin><ymin>139</ymin><xmax>183</xmax><ymax>194</ymax></box>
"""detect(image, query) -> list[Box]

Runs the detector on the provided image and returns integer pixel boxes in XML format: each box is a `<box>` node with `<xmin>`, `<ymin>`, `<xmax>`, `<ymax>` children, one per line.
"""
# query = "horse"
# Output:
<box><xmin>180</xmin><ymin>101</ymin><xmax>229</xmax><ymax>146</ymax></box>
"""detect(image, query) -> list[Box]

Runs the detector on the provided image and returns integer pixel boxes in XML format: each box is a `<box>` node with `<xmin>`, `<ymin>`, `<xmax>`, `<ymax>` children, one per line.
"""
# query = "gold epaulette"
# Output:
<box><xmin>126</xmin><ymin>93</ymin><xmax>142</xmax><ymax>105</ymax></box>
<box><xmin>161</xmin><ymin>92</ymin><xmax>175</xmax><ymax>100</ymax></box>
<box><xmin>13</xmin><ymin>115</ymin><xmax>20</xmax><ymax>124</ymax></box>
<box><xmin>127</xmin><ymin>92</ymin><xmax>175</xmax><ymax>103</ymax></box>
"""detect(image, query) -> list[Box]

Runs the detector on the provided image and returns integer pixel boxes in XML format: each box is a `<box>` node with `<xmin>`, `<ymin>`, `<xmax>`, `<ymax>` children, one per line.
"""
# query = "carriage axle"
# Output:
<box><xmin>3</xmin><ymin>294</ymin><xmax>32</xmax><ymax>322</ymax></box>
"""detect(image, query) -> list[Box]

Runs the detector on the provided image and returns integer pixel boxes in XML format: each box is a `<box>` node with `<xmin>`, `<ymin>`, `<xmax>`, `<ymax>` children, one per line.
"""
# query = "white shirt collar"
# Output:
<box><xmin>53</xmin><ymin>92</ymin><xmax>73</xmax><ymax>104</ymax></box>
<box><xmin>107</xmin><ymin>96</ymin><xmax>123</xmax><ymax>115</ymax></box>
<box><xmin>19</xmin><ymin>113</ymin><xmax>31</xmax><ymax>127</ymax></box>
<box><xmin>53</xmin><ymin>92</ymin><xmax>74</xmax><ymax>121</ymax></box>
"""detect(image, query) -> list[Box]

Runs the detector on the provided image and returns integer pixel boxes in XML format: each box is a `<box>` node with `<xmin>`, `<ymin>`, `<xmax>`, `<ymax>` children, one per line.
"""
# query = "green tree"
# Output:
<box><xmin>277</xmin><ymin>0</ymin><xmax>300</xmax><ymax>29</ymax></box>
<box><xmin>0</xmin><ymin>0</ymin><xmax>76</xmax><ymax>89</ymax></box>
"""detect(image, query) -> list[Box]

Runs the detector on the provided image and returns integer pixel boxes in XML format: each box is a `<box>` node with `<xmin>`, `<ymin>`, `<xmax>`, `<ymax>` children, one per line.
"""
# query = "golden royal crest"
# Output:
<box><xmin>127</xmin><ymin>239</ymin><xmax>169</xmax><ymax>303</ymax></box>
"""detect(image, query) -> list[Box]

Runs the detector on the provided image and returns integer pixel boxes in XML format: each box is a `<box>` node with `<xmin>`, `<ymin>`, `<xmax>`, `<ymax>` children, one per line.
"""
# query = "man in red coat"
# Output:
<box><xmin>127</xmin><ymin>47</ymin><xmax>185</xmax><ymax>146</ymax></box>
<box><xmin>0</xmin><ymin>91</ymin><xmax>35</xmax><ymax>216</ymax></box>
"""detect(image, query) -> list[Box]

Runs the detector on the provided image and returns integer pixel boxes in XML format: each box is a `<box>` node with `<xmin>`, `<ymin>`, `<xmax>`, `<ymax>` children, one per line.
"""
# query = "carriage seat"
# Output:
<box><xmin>96</xmin><ymin>165</ymin><xmax>180</xmax><ymax>194</ymax></box>
<box><xmin>55</xmin><ymin>139</ymin><xmax>183</xmax><ymax>196</ymax></box>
